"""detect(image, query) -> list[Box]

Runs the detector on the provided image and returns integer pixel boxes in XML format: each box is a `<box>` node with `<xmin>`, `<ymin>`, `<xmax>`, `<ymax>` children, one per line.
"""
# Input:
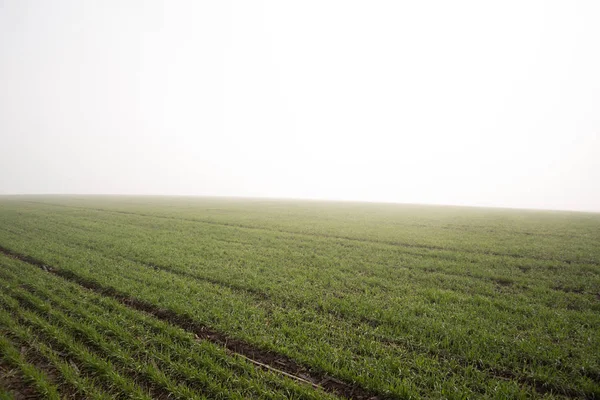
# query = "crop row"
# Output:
<box><xmin>2</xmin><ymin>198</ymin><xmax>599</xmax><ymax>398</ymax></box>
<box><xmin>0</xmin><ymin>243</ymin><xmax>584</xmax><ymax>399</ymax></box>
<box><xmin>0</xmin><ymin>333</ymin><xmax>61</xmax><ymax>400</ymax></box>
<box><xmin>15</xmin><ymin>198</ymin><xmax>600</xmax><ymax>264</ymax></box>
<box><xmin>0</xmin><ymin>206</ymin><xmax>598</xmax><ymax>396</ymax></box>
<box><xmin>0</xmin><ymin>254</ymin><xmax>336</xmax><ymax>399</ymax></box>
<box><xmin>3</xmin><ymin>203</ymin><xmax>597</xmax><ymax>302</ymax></box>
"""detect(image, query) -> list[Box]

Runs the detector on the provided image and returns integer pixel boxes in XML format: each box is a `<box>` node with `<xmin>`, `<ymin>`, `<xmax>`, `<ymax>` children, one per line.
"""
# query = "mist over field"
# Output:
<box><xmin>1</xmin><ymin>3</ymin><xmax>600</xmax><ymax>399</ymax></box>
<box><xmin>1</xmin><ymin>0</ymin><xmax>599</xmax><ymax>211</ymax></box>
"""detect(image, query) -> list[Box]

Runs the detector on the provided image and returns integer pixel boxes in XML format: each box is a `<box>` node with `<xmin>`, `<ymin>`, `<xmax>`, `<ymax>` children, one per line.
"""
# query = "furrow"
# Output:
<box><xmin>1</xmin><ymin>244</ymin><xmax>594</xmax><ymax>398</ymax></box>
<box><xmin>7</xmin><ymin>274</ymin><xmax>340</xmax><ymax>400</ymax></box>
<box><xmin>0</xmin><ymin>244</ymin><xmax>382</xmax><ymax>400</ymax></box>
<box><xmin>4</xmin><ymin>293</ymin><xmax>212</xmax><ymax>400</ymax></box>
<box><xmin>5</xmin><ymin>281</ymin><xmax>312</xmax><ymax>400</ymax></box>
<box><xmin>0</xmin><ymin>334</ymin><xmax>61</xmax><ymax>400</ymax></box>
<box><xmin>0</xmin><ymin>311</ymin><xmax>114</xmax><ymax>400</ymax></box>
<box><xmin>40</xmin><ymin>243</ymin><xmax>597</xmax><ymax>392</ymax></box>
<box><xmin>0</xmin><ymin>297</ymin><xmax>154</xmax><ymax>400</ymax></box>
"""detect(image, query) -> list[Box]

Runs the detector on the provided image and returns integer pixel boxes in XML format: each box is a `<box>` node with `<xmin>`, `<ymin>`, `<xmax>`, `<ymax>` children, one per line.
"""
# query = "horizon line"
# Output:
<box><xmin>1</xmin><ymin>193</ymin><xmax>599</xmax><ymax>214</ymax></box>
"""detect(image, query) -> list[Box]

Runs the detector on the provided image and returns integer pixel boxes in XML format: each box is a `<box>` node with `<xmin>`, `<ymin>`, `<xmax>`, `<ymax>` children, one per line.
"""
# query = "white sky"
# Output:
<box><xmin>1</xmin><ymin>1</ymin><xmax>599</xmax><ymax>212</ymax></box>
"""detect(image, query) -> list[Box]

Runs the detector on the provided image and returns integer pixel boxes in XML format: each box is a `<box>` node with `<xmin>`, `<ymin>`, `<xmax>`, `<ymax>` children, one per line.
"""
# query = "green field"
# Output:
<box><xmin>0</xmin><ymin>196</ymin><xmax>598</xmax><ymax>399</ymax></box>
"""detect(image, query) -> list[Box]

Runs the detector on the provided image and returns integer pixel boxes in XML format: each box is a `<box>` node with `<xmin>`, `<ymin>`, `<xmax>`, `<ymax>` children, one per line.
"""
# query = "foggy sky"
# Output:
<box><xmin>1</xmin><ymin>1</ymin><xmax>599</xmax><ymax>212</ymax></box>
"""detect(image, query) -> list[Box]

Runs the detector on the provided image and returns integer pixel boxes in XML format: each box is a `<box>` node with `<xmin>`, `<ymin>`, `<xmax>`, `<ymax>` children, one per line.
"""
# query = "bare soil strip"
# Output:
<box><xmin>0</xmin><ymin>362</ymin><xmax>37</xmax><ymax>400</ymax></box>
<box><xmin>0</xmin><ymin>245</ymin><xmax>381</xmax><ymax>400</ymax></box>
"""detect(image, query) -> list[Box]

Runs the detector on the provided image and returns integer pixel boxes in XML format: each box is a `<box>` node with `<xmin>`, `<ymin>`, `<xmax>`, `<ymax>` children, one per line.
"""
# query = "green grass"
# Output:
<box><xmin>0</xmin><ymin>389</ymin><xmax>14</xmax><ymax>400</ymax></box>
<box><xmin>0</xmin><ymin>195</ymin><xmax>598</xmax><ymax>399</ymax></box>
<box><xmin>0</xmin><ymin>332</ymin><xmax>61</xmax><ymax>399</ymax></box>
